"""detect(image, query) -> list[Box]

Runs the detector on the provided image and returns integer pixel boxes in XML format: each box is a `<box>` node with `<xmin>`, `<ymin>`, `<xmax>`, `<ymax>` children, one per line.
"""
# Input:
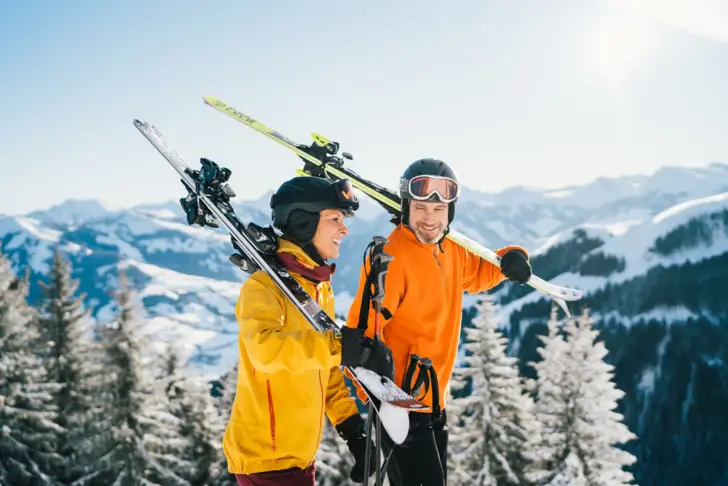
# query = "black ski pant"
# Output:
<box><xmin>381</xmin><ymin>409</ymin><xmax>448</xmax><ymax>486</ymax></box>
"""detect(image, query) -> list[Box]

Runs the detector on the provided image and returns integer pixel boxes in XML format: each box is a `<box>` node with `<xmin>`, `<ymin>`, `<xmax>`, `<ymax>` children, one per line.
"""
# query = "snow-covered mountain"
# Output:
<box><xmin>2</xmin><ymin>162</ymin><xmax>728</xmax><ymax>486</ymax></box>
<box><xmin>2</xmin><ymin>163</ymin><xmax>727</xmax><ymax>373</ymax></box>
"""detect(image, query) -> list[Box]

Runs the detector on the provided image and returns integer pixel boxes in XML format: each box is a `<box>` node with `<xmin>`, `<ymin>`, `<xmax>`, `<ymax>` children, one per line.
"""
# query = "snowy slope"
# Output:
<box><xmin>104</xmin><ymin>259</ymin><xmax>244</xmax><ymax>378</ymax></box>
<box><xmin>540</xmin><ymin>192</ymin><xmax>728</xmax><ymax>288</ymax></box>
<box><xmin>495</xmin><ymin>191</ymin><xmax>728</xmax><ymax>328</ymax></box>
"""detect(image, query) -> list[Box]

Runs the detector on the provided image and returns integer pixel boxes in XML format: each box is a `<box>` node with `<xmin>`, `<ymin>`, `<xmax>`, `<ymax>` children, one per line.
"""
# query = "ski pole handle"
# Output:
<box><xmin>368</xmin><ymin>236</ymin><xmax>394</xmax><ymax>305</ymax></box>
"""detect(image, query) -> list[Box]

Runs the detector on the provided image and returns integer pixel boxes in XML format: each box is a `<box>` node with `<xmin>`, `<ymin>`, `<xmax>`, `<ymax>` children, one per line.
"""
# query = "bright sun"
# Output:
<box><xmin>586</xmin><ymin>9</ymin><xmax>668</xmax><ymax>91</ymax></box>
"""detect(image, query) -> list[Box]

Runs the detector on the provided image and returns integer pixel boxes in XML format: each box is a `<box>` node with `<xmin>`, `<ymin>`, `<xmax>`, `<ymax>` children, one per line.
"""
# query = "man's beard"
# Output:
<box><xmin>414</xmin><ymin>225</ymin><xmax>444</xmax><ymax>244</ymax></box>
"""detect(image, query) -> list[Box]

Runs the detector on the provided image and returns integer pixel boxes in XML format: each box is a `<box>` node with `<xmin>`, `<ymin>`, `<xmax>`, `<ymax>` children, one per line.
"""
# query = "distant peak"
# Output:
<box><xmin>27</xmin><ymin>198</ymin><xmax>118</xmax><ymax>226</ymax></box>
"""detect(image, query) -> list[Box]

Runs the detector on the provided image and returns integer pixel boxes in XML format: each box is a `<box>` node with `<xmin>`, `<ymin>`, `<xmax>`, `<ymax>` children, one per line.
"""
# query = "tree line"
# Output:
<box><xmin>1</xmin><ymin>246</ymin><xmax>637</xmax><ymax>485</ymax></box>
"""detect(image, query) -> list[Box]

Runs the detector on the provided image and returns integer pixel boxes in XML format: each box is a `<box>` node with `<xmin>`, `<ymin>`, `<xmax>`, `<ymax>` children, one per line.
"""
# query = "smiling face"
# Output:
<box><xmin>408</xmin><ymin>199</ymin><xmax>449</xmax><ymax>244</ymax></box>
<box><xmin>312</xmin><ymin>208</ymin><xmax>350</xmax><ymax>260</ymax></box>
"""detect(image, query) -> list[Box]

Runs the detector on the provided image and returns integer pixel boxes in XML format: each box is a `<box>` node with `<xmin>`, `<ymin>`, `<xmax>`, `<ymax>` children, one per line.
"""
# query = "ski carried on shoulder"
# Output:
<box><xmin>133</xmin><ymin>119</ymin><xmax>423</xmax><ymax>445</ymax></box>
<box><xmin>202</xmin><ymin>96</ymin><xmax>585</xmax><ymax>317</ymax></box>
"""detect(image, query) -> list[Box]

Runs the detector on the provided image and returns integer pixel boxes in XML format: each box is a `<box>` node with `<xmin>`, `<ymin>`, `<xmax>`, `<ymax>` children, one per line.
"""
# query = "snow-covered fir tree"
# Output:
<box><xmin>530</xmin><ymin>306</ymin><xmax>637</xmax><ymax>486</ymax></box>
<box><xmin>447</xmin><ymin>295</ymin><xmax>542</xmax><ymax>486</ymax></box>
<box><xmin>209</xmin><ymin>362</ymin><xmax>238</xmax><ymax>486</ymax></box>
<box><xmin>73</xmin><ymin>268</ymin><xmax>189</xmax><ymax>486</ymax></box>
<box><xmin>155</xmin><ymin>345</ymin><xmax>225</xmax><ymax>486</ymax></box>
<box><xmin>36</xmin><ymin>247</ymin><xmax>96</xmax><ymax>483</ymax></box>
<box><xmin>214</xmin><ymin>361</ymin><xmax>237</xmax><ymax>424</ymax></box>
<box><xmin>315</xmin><ymin>418</ymin><xmax>357</xmax><ymax>486</ymax></box>
<box><xmin>0</xmin><ymin>248</ymin><xmax>63</xmax><ymax>485</ymax></box>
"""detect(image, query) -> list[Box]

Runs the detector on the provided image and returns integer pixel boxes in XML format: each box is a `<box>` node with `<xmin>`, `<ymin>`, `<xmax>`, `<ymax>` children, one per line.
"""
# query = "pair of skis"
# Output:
<box><xmin>135</xmin><ymin>97</ymin><xmax>585</xmax><ymax>484</ymax></box>
<box><xmin>200</xmin><ymin>96</ymin><xmax>585</xmax><ymax>317</ymax></box>
<box><xmin>134</xmin><ymin>120</ymin><xmax>421</xmax><ymax>449</ymax></box>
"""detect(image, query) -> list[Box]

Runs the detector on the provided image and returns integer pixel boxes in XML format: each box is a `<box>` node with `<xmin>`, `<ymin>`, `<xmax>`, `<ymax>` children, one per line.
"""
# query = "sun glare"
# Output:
<box><xmin>586</xmin><ymin>12</ymin><xmax>667</xmax><ymax>91</ymax></box>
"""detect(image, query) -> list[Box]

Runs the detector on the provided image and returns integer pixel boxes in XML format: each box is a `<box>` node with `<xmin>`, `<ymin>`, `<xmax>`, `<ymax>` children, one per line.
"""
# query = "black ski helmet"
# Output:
<box><xmin>399</xmin><ymin>158</ymin><xmax>460</xmax><ymax>227</ymax></box>
<box><xmin>270</xmin><ymin>176</ymin><xmax>359</xmax><ymax>262</ymax></box>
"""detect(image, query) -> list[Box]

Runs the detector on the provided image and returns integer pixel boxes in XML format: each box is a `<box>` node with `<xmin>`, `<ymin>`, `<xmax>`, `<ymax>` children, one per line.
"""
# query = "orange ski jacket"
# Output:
<box><xmin>223</xmin><ymin>238</ymin><xmax>359</xmax><ymax>475</ymax></box>
<box><xmin>345</xmin><ymin>224</ymin><xmax>528</xmax><ymax>413</ymax></box>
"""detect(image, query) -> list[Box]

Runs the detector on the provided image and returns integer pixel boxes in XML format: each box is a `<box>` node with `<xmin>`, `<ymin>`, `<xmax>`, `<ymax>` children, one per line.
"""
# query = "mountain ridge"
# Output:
<box><xmin>3</xmin><ymin>161</ymin><xmax>728</xmax><ymax>485</ymax></box>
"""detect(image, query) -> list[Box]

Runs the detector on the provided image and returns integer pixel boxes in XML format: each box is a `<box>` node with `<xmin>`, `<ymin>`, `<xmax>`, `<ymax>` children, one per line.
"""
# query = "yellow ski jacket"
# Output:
<box><xmin>223</xmin><ymin>238</ymin><xmax>359</xmax><ymax>475</ymax></box>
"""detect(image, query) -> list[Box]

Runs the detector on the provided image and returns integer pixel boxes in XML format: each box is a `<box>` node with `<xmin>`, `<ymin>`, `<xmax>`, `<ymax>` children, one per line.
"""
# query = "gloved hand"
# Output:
<box><xmin>340</xmin><ymin>327</ymin><xmax>395</xmax><ymax>380</ymax></box>
<box><xmin>229</xmin><ymin>251</ymin><xmax>258</xmax><ymax>274</ymax></box>
<box><xmin>500</xmin><ymin>249</ymin><xmax>532</xmax><ymax>284</ymax></box>
<box><xmin>335</xmin><ymin>414</ymin><xmax>376</xmax><ymax>483</ymax></box>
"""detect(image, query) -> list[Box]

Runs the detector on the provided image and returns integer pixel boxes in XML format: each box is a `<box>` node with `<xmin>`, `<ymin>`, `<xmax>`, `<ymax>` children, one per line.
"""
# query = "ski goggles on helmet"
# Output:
<box><xmin>331</xmin><ymin>179</ymin><xmax>359</xmax><ymax>215</ymax></box>
<box><xmin>402</xmin><ymin>175</ymin><xmax>460</xmax><ymax>203</ymax></box>
<box><xmin>335</xmin><ymin>179</ymin><xmax>358</xmax><ymax>205</ymax></box>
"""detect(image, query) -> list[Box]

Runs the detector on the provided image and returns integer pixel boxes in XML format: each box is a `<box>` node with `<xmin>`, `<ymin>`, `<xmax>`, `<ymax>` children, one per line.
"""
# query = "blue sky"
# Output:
<box><xmin>1</xmin><ymin>0</ymin><xmax>727</xmax><ymax>215</ymax></box>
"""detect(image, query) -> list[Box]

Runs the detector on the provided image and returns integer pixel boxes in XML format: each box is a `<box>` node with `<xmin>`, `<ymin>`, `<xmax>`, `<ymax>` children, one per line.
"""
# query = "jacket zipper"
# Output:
<box><xmin>317</xmin><ymin>370</ymin><xmax>324</xmax><ymax>441</ymax></box>
<box><xmin>432</xmin><ymin>248</ymin><xmax>446</xmax><ymax>288</ymax></box>
<box><xmin>266</xmin><ymin>379</ymin><xmax>276</xmax><ymax>451</ymax></box>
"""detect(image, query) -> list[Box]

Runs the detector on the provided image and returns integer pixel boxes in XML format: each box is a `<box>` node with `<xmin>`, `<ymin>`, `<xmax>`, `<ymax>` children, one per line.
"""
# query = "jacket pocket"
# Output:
<box><xmin>266</xmin><ymin>379</ymin><xmax>276</xmax><ymax>451</ymax></box>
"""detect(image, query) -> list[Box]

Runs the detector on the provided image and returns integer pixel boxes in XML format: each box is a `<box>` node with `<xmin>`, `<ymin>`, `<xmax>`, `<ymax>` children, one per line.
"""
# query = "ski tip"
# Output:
<box><xmin>553</xmin><ymin>297</ymin><xmax>572</xmax><ymax>318</ymax></box>
<box><xmin>202</xmin><ymin>95</ymin><xmax>219</xmax><ymax>106</ymax></box>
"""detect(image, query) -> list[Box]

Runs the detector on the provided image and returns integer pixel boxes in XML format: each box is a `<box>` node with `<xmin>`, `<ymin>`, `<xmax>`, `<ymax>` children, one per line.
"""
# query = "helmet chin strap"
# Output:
<box><xmin>303</xmin><ymin>241</ymin><xmax>327</xmax><ymax>266</ymax></box>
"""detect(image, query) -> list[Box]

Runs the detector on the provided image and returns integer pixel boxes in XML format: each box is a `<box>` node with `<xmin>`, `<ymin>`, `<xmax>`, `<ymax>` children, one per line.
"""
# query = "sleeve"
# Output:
<box><xmin>324</xmin><ymin>365</ymin><xmax>361</xmax><ymax>426</ymax></box>
<box><xmin>236</xmin><ymin>274</ymin><xmax>341</xmax><ymax>374</ymax></box>
<box><xmin>344</xmin><ymin>251</ymin><xmax>406</xmax><ymax>341</ymax></box>
<box><xmin>462</xmin><ymin>244</ymin><xmax>530</xmax><ymax>294</ymax></box>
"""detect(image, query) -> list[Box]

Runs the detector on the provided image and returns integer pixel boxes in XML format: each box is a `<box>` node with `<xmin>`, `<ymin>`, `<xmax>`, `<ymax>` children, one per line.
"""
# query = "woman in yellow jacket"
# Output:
<box><xmin>224</xmin><ymin>176</ymin><xmax>394</xmax><ymax>486</ymax></box>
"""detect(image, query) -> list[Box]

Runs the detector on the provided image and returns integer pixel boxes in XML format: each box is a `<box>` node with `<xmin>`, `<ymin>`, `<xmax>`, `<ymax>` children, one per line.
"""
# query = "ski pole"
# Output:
<box><xmin>363</xmin><ymin>236</ymin><xmax>394</xmax><ymax>486</ymax></box>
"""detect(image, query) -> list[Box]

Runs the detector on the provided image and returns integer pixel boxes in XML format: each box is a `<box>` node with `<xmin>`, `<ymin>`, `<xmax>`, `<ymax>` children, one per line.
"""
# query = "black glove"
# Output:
<box><xmin>500</xmin><ymin>249</ymin><xmax>532</xmax><ymax>284</ymax></box>
<box><xmin>335</xmin><ymin>414</ymin><xmax>376</xmax><ymax>483</ymax></box>
<box><xmin>229</xmin><ymin>251</ymin><xmax>258</xmax><ymax>274</ymax></box>
<box><xmin>340</xmin><ymin>327</ymin><xmax>395</xmax><ymax>381</ymax></box>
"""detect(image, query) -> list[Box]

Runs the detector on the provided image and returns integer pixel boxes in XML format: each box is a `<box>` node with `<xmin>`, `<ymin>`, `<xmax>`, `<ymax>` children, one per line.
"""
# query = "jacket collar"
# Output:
<box><xmin>276</xmin><ymin>238</ymin><xmax>336</xmax><ymax>283</ymax></box>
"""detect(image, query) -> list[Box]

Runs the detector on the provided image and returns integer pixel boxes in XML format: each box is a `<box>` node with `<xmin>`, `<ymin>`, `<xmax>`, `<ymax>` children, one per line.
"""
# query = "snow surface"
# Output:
<box><xmin>131</xmin><ymin>201</ymin><xmax>186</xmax><ymax>221</ymax></box>
<box><xmin>127</xmin><ymin>260</ymin><xmax>242</xmax><ymax>322</ymax></box>
<box><xmin>595</xmin><ymin>305</ymin><xmax>715</xmax><ymax>328</ymax></box>
<box><xmin>652</xmin><ymin>191</ymin><xmax>728</xmax><ymax>224</ymax></box>
<box><xmin>495</xmin><ymin>190</ymin><xmax>728</xmax><ymax>328</ymax></box>
<box><xmin>0</xmin><ymin>216</ymin><xmax>63</xmax><ymax>273</ymax></box>
<box><xmin>93</xmin><ymin>259</ymin><xmax>243</xmax><ymax>379</ymax></box>
<box><xmin>0</xmin><ymin>216</ymin><xmax>62</xmax><ymax>245</ymax></box>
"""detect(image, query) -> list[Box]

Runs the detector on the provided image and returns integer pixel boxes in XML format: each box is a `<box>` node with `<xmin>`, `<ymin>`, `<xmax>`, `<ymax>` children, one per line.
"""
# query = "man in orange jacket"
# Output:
<box><xmin>345</xmin><ymin>159</ymin><xmax>533</xmax><ymax>486</ymax></box>
<box><xmin>225</xmin><ymin>176</ymin><xmax>393</xmax><ymax>486</ymax></box>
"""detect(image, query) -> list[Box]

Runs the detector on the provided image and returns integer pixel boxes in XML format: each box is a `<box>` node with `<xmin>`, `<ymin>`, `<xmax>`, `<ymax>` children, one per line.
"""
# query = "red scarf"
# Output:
<box><xmin>276</xmin><ymin>252</ymin><xmax>336</xmax><ymax>283</ymax></box>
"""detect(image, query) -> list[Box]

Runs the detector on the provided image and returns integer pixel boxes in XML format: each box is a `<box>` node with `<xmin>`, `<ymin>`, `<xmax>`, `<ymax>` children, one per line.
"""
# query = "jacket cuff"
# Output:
<box><xmin>496</xmin><ymin>244</ymin><xmax>529</xmax><ymax>260</ymax></box>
